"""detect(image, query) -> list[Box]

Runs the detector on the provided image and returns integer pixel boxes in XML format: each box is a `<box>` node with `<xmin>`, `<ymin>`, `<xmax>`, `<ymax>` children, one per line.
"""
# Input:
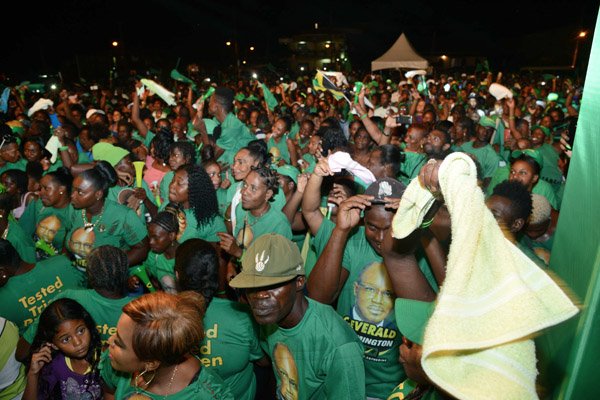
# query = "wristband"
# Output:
<box><xmin>59</xmin><ymin>146</ymin><xmax>69</xmax><ymax>151</ymax></box>
<box><xmin>420</xmin><ymin>217</ymin><xmax>434</xmax><ymax>229</ymax></box>
<box><xmin>360</xmin><ymin>113</ymin><xmax>368</xmax><ymax>120</ymax></box>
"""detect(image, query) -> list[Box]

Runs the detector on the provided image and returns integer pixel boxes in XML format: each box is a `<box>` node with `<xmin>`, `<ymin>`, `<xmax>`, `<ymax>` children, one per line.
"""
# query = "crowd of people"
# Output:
<box><xmin>0</xmin><ymin>67</ymin><xmax>581</xmax><ymax>399</ymax></box>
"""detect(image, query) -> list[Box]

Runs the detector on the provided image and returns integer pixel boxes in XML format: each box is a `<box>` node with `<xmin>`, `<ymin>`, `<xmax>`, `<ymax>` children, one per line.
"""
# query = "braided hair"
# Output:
<box><xmin>250</xmin><ymin>165</ymin><xmax>279</xmax><ymax>201</ymax></box>
<box><xmin>86</xmin><ymin>245</ymin><xmax>129</xmax><ymax>297</ymax></box>
<box><xmin>182</xmin><ymin>164</ymin><xmax>219</xmax><ymax>227</ymax></box>
<box><xmin>150</xmin><ymin>203</ymin><xmax>180</xmax><ymax>235</ymax></box>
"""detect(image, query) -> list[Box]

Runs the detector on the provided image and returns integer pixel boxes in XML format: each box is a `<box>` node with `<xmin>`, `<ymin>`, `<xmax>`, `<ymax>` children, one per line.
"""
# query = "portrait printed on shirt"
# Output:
<box><xmin>273</xmin><ymin>342</ymin><xmax>299</xmax><ymax>400</ymax></box>
<box><xmin>68</xmin><ymin>227</ymin><xmax>95</xmax><ymax>270</ymax></box>
<box><xmin>34</xmin><ymin>215</ymin><xmax>61</xmax><ymax>260</ymax></box>
<box><xmin>345</xmin><ymin>262</ymin><xmax>399</xmax><ymax>361</ymax></box>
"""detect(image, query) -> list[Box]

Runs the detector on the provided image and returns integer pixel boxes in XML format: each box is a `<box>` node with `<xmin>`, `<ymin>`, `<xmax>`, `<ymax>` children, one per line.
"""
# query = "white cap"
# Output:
<box><xmin>86</xmin><ymin>108</ymin><xmax>106</xmax><ymax>120</ymax></box>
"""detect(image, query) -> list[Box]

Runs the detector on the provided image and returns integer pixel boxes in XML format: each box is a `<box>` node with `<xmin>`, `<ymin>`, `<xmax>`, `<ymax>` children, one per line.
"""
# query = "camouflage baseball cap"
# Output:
<box><xmin>229</xmin><ymin>233</ymin><xmax>304</xmax><ymax>289</ymax></box>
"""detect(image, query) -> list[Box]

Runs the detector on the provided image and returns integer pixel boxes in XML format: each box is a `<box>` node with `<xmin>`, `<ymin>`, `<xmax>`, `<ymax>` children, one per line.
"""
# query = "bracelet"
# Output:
<box><xmin>420</xmin><ymin>217</ymin><xmax>434</xmax><ymax>229</ymax></box>
<box><xmin>360</xmin><ymin>113</ymin><xmax>368</xmax><ymax>120</ymax></box>
<box><xmin>59</xmin><ymin>146</ymin><xmax>69</xmax><ymax>151</ymax></box>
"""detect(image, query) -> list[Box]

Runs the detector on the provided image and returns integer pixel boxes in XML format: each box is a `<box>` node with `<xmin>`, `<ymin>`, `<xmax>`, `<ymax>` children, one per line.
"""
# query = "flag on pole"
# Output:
<box><xmin>312</xmin><ymin>70</ymin><xmax>351</xmax><ymax>104</ymax></box>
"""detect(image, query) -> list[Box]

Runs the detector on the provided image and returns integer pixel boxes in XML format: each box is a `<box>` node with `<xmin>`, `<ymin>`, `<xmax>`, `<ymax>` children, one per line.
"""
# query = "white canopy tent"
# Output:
<box><xmin>371</xmin><ymin>33</ymin><xmax>429</xmax><ymax>71</ymax></box>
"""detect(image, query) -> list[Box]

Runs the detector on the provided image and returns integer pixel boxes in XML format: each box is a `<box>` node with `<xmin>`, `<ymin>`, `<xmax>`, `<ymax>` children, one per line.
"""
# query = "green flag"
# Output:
<box><xmin>259</xmin><ymin>82</ymin><xmax>278</xmax><ymax>111</ymax></box>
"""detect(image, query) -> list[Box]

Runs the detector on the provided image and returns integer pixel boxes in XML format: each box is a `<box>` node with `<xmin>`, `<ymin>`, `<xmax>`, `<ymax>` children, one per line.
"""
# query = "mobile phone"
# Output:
<box><xmin>395</xmin><ymin>115</ymin><xmax>413</xmax><ymax>125</ymax></box>
<box><xmin>49</xmin><ymin>113</ymin><xmax>61</xmax><ymax>129</ymax></box>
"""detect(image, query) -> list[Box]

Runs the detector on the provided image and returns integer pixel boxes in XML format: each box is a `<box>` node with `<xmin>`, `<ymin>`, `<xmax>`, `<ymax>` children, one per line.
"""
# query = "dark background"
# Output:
<box><xmin>4</xmin><ymin>0</ymin><xmax>598</xmax><ymax>85</ymax></box>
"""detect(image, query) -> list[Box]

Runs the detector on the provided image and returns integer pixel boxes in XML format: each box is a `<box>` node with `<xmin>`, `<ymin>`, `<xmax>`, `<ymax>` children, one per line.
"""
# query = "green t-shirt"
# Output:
<box><xmin>313</xmin><ymin>218</ymin><xmax>405</xmax><ymax>398</ymax></box>
<box><xmin>19</xmin><ymin>199</ymin><xmax>75</xmax><ymax>260</ymax></box>
<box><xmin>532</xmin><ymin>179</ymin><xmax>560</xmax><ymax>210</ymax></box>
<box><xmin>215</xmin><ymin>113</ymin><xmax>254</xmax><ymax>167</ymax></box>
<box><xmin>267</xmin><ymin>135</ymin><xmax>292</xmax><ymax>164</ymax></box>
<box><xmin>108</xmin><ymin>181</ymin><xmax>156</xmax><ymax>224</ymax></box>
<box><xmin>460</xmin><ymin>141</ymin><xmax>500</xmax><ymax>179</ymax></box>
<box><xmin>159</xmin><ymin>170</ymin><xmax>175</xmax><ymax>206</ymax></box>
<box><xmin>398</xmin><ymin>152</ymin><xmax>426</xmax><ymax>185</ymax></box>
<box><xmin>132</xmin><ymin>129</ymin><xmax>156</xmax><ymax>149</ymax></box>
<box><xmin>233</xmin><ymin>205</ymin><xmax>292</xmax><ymax>249</ymax></box>
<box><xmin>182</xmin><ymin>209</ymin><xmax>226</xmax><ymax>243</ymax></box>
<box><xmin>537</xmin><ymin>143</ymin><xmax>563</xmax><ymax>186</ymax></box>
<box><xmin>22</xmin><ymin>288</ymin><xmax>134</xmax><ymax>345</ymax></box>
<box><xmin>260</xmin><ymin>298</ymin><xmax>366</xmax><ymax>399</ymax></box>
<box><xmin>216</xmin><ymin>188</ymin><xmax>228</xmax><ymax>217</ymax></box>
<box><xmin>144</xmin><ymin>251</ymin><xmax>176</xmax><ymax>293</ymax></box>
<box><xmin>0</xmin><ymin>158</ymin><xmax>27</xmax><ymax>175</ymax></box>
<box><xmin>0</xmin><ymin>255</ymin><xmax>85</xmax><ymax>334</ymax></box>
<box><xmin>289</xmin><ymin>121</ymin><xmax>300</xmax><ymax>140</ymax></box>
<box><xmin>485</xmin><ymin>165</ymin><xmax>509</xmax><ymax>197</ymax></box>
<box><xmin>6</xmin><ymin>219</ymin><xmax>36</xmax><ymax>264</ymax></box>
<box><xmin>301</xmin><ymin>153</ymin><xmax>317</xmax><ymax>173</ymax></box>
<box><xmin>201</xmin><ymin>298</ymin><xmax>264</xmax><ymax>400</ymax></box>
<box><xmin>100</xmin><ymin>350</ymin><xmax>234</xmax><ymax>399</ymax></box>
<box><xmin>66</xmin><ymin>200</ymin><xmax>147</xmax><ymax>270</ymax></box>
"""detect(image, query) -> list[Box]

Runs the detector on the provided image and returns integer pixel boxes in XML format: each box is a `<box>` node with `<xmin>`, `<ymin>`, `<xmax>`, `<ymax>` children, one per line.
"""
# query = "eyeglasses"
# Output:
<box><xmin>357</xmin><ymin>282</ymin><xmax>393</xmax><ymax>300</ymax></box>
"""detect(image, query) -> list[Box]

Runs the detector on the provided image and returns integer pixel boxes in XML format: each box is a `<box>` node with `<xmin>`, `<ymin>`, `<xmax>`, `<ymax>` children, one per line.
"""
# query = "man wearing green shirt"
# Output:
<box><xmin>230</xmin><ymin>233</ymin><xmax>366</xmax><ymax>400</ymax></box>
<box><xmin>194</xmin><ymin>87</ymin><xmax>255</xmax><ymax>167</ymax></box>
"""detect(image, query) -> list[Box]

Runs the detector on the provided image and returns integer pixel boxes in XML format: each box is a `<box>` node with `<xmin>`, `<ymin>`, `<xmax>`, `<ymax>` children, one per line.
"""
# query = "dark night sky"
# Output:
<box><xmin>4</xmin><ymin>0</ymin><xmax>599</xmax><ymax>83</ymax></box>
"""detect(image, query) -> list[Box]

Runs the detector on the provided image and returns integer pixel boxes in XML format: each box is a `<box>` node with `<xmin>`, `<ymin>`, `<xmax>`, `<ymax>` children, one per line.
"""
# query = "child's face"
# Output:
<box><xmin>204</xmin><ymin>163</ymin><xmax>222</xmax><ymax>190</ymax></box>
<box><xmin>53</xmin><ymin>319</ymin><xmax>91</xmax><ymax>360</ymax></box>
<box><xmin>308</xmin><ymin>136</ymin><xmax>320</xmax><ymax>156</ymax></box>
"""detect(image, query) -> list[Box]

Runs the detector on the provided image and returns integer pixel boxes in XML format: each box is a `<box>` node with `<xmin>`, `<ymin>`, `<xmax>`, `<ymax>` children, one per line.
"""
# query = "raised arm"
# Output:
<box><xmin>307</xmin><ymin>195</ymin><xmax>372</xmax><ymax>304</ymax></box>
<box><xmin>301</xmin><ymin>158</ymin><xmax>331</xmax><ymax>235</ymax></box>
<box><xmin>131</xmin><ymin>82</ymin><xmax>149</xmax><ymax>139</ymax></box>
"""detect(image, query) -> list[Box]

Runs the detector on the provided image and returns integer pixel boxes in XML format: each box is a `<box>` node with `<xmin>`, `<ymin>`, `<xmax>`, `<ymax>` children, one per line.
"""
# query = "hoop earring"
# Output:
<box><xmin>134</xmin><ymin>367</ymin><xmax>156</xmax><ymax>390</ymax></box>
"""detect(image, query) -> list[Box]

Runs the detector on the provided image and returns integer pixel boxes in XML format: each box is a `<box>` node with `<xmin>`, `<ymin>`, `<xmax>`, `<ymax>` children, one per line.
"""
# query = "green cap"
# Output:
<box><xmin>229</xmin><ymin>233</ymin><xmax>305</xmax><ymax>288</ymax></box>
<box><xmin>478</xmin><ymin>115</ymin><xmax>496</xmax><ymax>129</ymax></box>
<box><xmin>235</xmin><ymin>93</ymin><xmax>246</xmax><ymax>102</ymax></box>
<box><xmin>512</xmin><ymin>148</ymin><xmax>543</xmax><ymax>168</ymax></box>
<box><xmin>531</xmin><ymin>125</ymin><xmax>551</xmax><ymax>137</ymax></box>
<box><xmin>276</xmin><ymin>164</ymin><xmax>300</xmax><ymax>184</ymax></box>
<box><xmin>92</xmin><ymin>143</ymin><xmax>130</xmax><ymax>167</ymax></box>
<box><xmin>394</xmin><ymin>298</ymin><xmax>435</xmax><ymax>345</ymax></box>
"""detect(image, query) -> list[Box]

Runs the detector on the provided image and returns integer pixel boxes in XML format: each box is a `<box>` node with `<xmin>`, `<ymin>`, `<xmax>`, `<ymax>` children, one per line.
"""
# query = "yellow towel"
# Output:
<box><xmin>392</xmin><ymin>153</ymin><xmax>578</xmax><ymax>400</ymax></box>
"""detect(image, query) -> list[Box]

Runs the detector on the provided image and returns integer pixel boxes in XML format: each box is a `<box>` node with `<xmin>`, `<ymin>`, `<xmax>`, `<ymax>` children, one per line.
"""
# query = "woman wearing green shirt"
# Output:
<box><xmin>144</xmin><ymin>206</ymin><xmax>180</xmax><ymax>293</ymax></box>
<box><xmin>167</xmin><ymin>164</ymin><xmax>226</xmax><ymax>244</ymax></box>
<box><xmin>159</xmin><ymin>141</ymin><xmax>197</xmax><ymax>207</ymax></box>
<box><xmin>267</xmin><ymin>116</ymin><xmax>297</xmax><ymax>166</ymax></box>
<box><xmin>19</xmin><ymin>168</ymin><xmax>75</xmax><ymax>260</ymax></box>
<box><xmin>0</xmin><ymin>193</ymin><xmax>36</xmax><ymax>263</ymax></box>
<box><xmin>67</xmin><ymin>161</ymin><xmax>149</xmax><ymax>270</ymax></box>
<box><xmin>218</xmin><ymin>166</ymin><xmax>292</xmax><ymax>259</ymax></box>
<box><xmin>102</xmin><ymin>291</ymin><xmax>233</xmax><ymax>399</ymax></box>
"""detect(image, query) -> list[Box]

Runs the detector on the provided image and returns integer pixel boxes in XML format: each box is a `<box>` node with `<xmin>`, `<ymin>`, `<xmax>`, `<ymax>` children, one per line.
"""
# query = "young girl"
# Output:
<box><xmin>24</xmin><ymin>298</ymin><xmax>102</xmax><ymax>400</ymax></box>
<box><xmin>202</xmin><ymin>159</ymin><xmax>228</xmax><ymax>216</ymax></box>
<box><xmin>144</xmin><ymin>205</ymin><xmax>181</xmax><ymax>294</ymax></box>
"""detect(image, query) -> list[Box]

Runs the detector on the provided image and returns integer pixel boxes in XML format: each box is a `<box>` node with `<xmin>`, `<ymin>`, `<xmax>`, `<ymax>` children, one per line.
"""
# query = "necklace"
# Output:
<box><xmin>164</xmin><ymin>364</ymin><xmax>179</xmax><ymax>399</ymax></box>
<box><xmin>245</xmin><ymin>204</ymin><xmax>270</xmax><ymax>227</ymax></box>
<box><xmin>81</xmin><ymin>205</ymin><xmax>105</xmax><ymax>232</ymax></box>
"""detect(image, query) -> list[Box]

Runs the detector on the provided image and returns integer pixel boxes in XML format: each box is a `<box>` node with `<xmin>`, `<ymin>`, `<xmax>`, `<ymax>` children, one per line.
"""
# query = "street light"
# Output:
<box><xmin>250</xmin><ymin>46</ymin><xmax>255</xmax><ymax>51</ymax></box>
<box><xmin>112</xmin><ymin>41</ymin><xmax>118</xmax><ymax>47</ymax></box>
<box><xmin>572</xmin><ymin>30</ymin><xmax>588</xmax><ymax>68</ymax></box>
<box><xmin>441</xmin><ymin>55</ymin><xmax>448</xmax><ymax>61</ymax></box>
<box><xmin>226</xmin><ymin>41</ymin><xmax>231</xmax><ymax>46</ymax></box>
